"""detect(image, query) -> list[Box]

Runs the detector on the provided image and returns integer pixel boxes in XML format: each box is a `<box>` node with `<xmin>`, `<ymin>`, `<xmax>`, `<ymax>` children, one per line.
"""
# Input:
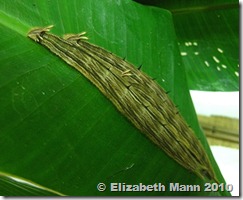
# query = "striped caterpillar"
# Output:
<box><xmin>28</xmin><ymin>25</ymin><xmax>219</xmax><ymax>183</ymax></box>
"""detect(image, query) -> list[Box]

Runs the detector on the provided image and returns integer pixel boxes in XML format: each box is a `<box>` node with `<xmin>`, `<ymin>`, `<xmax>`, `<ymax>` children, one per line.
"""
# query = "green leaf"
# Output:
<box><xmin>0</xmin><ymin>0</ymin><xmax>230</xmax><ymax>196</ymax></box>
<box><xmin>134</xmin><ymin>0</ymin><xmax>239</xmax><ymax>91</ymax></box>
<box><xmin>0</xmin><ymin>172</ymin><xmax>65</xmax><ymax>196</ymax></box>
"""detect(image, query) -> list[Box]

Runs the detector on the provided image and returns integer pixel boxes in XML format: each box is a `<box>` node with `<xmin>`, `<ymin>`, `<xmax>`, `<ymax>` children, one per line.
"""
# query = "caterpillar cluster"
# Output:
<box><xmin>28</xmin><ymin>25</ymin><xmax>218</xmax><ymax>183</ymax></box>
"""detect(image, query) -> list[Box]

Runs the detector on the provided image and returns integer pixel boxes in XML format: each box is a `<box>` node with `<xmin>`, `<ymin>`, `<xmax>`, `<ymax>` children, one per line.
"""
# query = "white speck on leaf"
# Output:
<box><xmin>204</xmin><ymin>61</ymin><xmax>210</xmax><ymax>67</ymax></box>
<box><xmin>181</xmin><ymin>52</ymin><xmax>187</xmax><ymax>56</ymax></box>
<box><xmin>213</xmin><ymin>56</ymin><xmax>220</xmax><ymax>63</ymax></box>
<box><xmin>217</xmin><ymin>48</ymin><xmax>223</xmax><ymax>53</ymax></box>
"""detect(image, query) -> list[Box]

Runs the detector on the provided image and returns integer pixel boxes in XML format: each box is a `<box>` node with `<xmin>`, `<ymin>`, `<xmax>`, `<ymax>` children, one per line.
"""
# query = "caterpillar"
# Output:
<box><xmin>28</xmin><ymin>25</ymin><xmax>219</xmax><ymax>183</ymax></box>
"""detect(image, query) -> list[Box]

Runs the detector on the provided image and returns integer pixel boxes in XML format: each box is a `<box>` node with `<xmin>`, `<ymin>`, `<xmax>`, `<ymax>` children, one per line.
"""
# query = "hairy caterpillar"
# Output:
<box><xmin>28</xmin><ymin>25</ymin><xmax>219</xmax><ymax>183</ymax></box>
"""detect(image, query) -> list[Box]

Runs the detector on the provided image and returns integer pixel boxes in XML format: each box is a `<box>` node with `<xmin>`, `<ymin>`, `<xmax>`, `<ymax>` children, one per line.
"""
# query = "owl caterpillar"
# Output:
<box><xmin>28</xmin><ymin>25</ymin><xmax>219</xmax><ymax>183</ymax></box>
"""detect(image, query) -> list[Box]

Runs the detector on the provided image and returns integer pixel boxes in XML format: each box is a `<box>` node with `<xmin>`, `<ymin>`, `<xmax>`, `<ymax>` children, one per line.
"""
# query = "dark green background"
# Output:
<box><xmin>0</xmin><ymin>0</ymin><xmax>237</xmax><ymax>196</ymax></box>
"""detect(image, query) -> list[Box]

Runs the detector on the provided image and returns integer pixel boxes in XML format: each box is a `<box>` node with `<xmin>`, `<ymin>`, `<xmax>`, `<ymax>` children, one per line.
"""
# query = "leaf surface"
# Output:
<box><xmin>0</xmin><ymin>0</ymin><xmax>230</xmax><ymax>196</ymax></box>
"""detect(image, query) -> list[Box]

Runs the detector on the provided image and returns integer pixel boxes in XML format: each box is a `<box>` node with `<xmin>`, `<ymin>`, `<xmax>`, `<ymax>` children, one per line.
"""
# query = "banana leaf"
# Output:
<box><xmin>134</xmin><ymin>0</ymin><xmax>239</xmax><ymax>91</ymax></box>
<box><xmin>0</xmin><ymin>0</ymin><xmax>230</xmax><ymax>196</ymax></box>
